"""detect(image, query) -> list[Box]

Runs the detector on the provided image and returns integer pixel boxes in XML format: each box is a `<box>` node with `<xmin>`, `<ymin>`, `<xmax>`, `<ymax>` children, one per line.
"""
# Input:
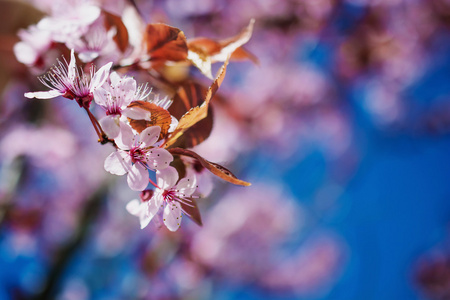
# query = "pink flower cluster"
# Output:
<box><xmin>17</xmin><ymin>0</ymin><xmax>253</xmax><ymax>232</ymax></box>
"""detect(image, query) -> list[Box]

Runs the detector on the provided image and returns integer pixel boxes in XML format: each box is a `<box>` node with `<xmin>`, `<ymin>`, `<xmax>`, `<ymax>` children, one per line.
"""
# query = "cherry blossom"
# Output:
<box><xmin>104</xmin><ymin>124</ymin><xmax>173</xmax><ymax>191</ymax></box>
<box><xmin>126</xmin><ymin>166</ymin><xmax>197</xmax><ymax>231</ymax></box>
<box><xmin>93</xmin><ymin>72</ymin><xmax>145</xmax><ymax>138</ymax></box>
<box><xmin>13</xmin><ymin>25</ymin><xmax>52</xmax><ymax>68</ymax></box>
<box><xmin>25</xmin><ymin>49</ymin><xmax>112</xmax><ymax>108</ymax></box>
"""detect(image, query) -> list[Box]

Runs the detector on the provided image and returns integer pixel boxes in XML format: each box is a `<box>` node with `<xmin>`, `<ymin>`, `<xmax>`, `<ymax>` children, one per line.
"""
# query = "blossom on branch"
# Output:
<box><xmin>104</xmin><ymin>124</ymin><xmax>173</xmax><ymax>191</ymax></box>
<box><xmin>126</xmin><ymin>166</ymin><xmax>197</xmax><ymax>231</ymax></box>
<box><xmin>25</xmin><ymin>49</ymin><xmax>112</xmax><ymax>108</ymax></box>
<box><xmin>94</xmin><ymin>72</ymin><xmax>151</xmax><ymax>138</ymax></box>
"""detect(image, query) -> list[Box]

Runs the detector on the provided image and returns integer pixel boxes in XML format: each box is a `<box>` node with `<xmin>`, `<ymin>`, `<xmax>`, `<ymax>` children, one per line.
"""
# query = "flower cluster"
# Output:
<box><xmin>19</xmin><ymin>1</ymin><xmax>252</xmax><ymax>231</ymax></box>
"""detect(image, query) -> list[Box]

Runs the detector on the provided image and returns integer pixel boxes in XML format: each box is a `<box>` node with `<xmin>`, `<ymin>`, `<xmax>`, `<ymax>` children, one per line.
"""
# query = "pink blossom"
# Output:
<box><xmin>66</xmin><ymin>17</ymin><xmax>123</xmax><ymax>64</ymax></box>
<box><xmin>25</xmin><ymin>49</ymin><xmax>112</xmax><ymax>108</ymax></box>
<box><xmin>94</xmin><ymin>72</ymin><xmax>146</xmax><ymax>138</ymax></box>
<box><xmin>126</xmin><ymin>166</ymin><xmax>197</xmax><ymax>231</ymax></box>
<box><xmin>13</xmin><ymin>25</ymin><xmax>52</xmax><ymax>68</ymax></box>
<box><xmin>104</xmin><ymin>124</ymin><xmax>173</xmax><ymax>191</ymax></box>
<box><xmin>37</xmin><ymin>1</ymin><xmax>101</xmax><ymax>44</ymax></box>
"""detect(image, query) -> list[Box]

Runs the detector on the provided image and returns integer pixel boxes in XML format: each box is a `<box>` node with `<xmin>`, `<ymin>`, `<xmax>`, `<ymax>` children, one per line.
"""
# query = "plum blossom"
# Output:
<box><xmin>25</xmin><ymin>49</ymin><xmax>112</xmax><ymax>108</ymax></box>
<box><xmin>13</xmin><ymin>25</ymin><xmax>53</xmax><ymax>68</ymax></box>
<box><xmin>66</xmin><ymin>17</ymin><xmax>122</xmax><ymax>64</ymax></box>
<box><xmin>104</xmin><ymin>124</ymin><xmax>173</xmax><ymax>191</ymax></box>
<box><xmin>94</xmin><ymin>72</ymin><xmax>151</xmax><ymax>138</ymax></box>
<box><xmin>37</xmin><ymin>0</ymin><xmax>101</xmax><ymax>44</ymax></box>
<box><xmin>126</xmin><ymin>166</ymin><xmax>197</xmax><ymax>231</ymax></box>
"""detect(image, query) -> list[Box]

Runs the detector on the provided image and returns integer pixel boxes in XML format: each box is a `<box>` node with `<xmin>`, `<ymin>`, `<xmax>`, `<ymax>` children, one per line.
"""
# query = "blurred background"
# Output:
<box><xmin>2</xmin><ymin>0</ymin><xmax>450</xmax><ymax>299</ymax></box>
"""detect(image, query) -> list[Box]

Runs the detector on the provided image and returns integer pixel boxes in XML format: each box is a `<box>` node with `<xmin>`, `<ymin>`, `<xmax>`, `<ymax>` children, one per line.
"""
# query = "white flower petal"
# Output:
<box><xmin>104</xmin><ymin>150</ymin><xmax>130</xmax><ymax>175</ymax></box>
<box><xmin>116</xmin><ymin>77</ymin><xmax>137</xmax><ymax>107</ymax></box>
<box><xmin>147</xmin><ymin>148</ymin><xmax>173</xmax><ymax>170</ymax></box>
<box><xmin>156</xmin><ymin>166</ymin><xmax>178</xmax><ymax>190</ymax></box>
<box><xmin>126</xmin><ymin>199</ymin><xmax>142</xmax><ymax>216</ymax></box>
<box><xmin>24</xmin><ymin>90</ymin><xmax>63</xmax><ymax>99</ymax></box>
<box><xmin>67</xmin><ymin>49</ymin><xmax>77</xmax><ymax>83</ymax></box>
<box><xmin>139</xmin><ymin>206</ymin><xmax>155</xmax><ymax>229</ymax></box>
<box><xmin>127</xmin><ymin>163</ymin><xmax>149</xmax><ymax>191</ymax></box>
<box><xmin>176</xmin><ymin>174</ymin><xmax>197</xmax><ymax>197</ymax></box>
<box><xmin>140</xmin><ymin>126</ymin><xmax>160</xmax><ymax>147</ymax></box>
<box><xmin>121</xmin><ymin>107</ymin><xmax>151</xmax><ymax>120</ymax></box>
<box><xmin>100</xmin><ymin>115</ymin><xmax>120</xmax><ymax>139</ymax></box>
<box><xmin>163</xmin><ymin>201</ymin><xmax>182</xmax><ymax>232</ymax></box>
<box><xmin>93</xmin><ymin>87</ymin><xmax>110</xmax><ymax>107</ymax></box>
<box><xmin>78</xmin><ymin>50</ymin><xmax>99</xmax><ymax>63</ymax></box>
<box><xmin>109</xmin><ymin>72</ymin><xmax>121</xmax><ymax>87</ymax></box>
<box><xmin>90</xmin><ymin>62</ymin><xmax>112</xmax><ymax>91</ymax></box>
<box><xmin>115</xmin><ymin>124</ymin><xmax>134</xmax><ymax>150</ymax></box>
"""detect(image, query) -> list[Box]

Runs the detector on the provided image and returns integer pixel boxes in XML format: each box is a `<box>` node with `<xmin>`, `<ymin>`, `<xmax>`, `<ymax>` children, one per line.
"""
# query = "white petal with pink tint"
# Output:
<box><xmin>67</xmin><ymin>49</ymin><xmax>77</xmax><ymax>83</ymax></box>
<box><xmin>24</xmin><ymin>90</ymin><xmax>63</xmax><ymax>99</ymax></box>
<box><xmin>163</xmin><ymin>201</ymin><xmax>182</xmax><ymax>232</ymax></box>
<box><xmin>93</xmin><ymin>87</ymin><xmax>109</xmax><ymax>107</ymax></box>
<box><xmin>90</xmin><ymin>62</ymin><xmax>112</xmax><ymax>91</ymax></box>
<box><xmin>104</xmin><ymin>150</ymin><xmax>130</xmax><ymax>175</ymax></box>
<box><xmin>100</xmin><ymin>115</ymin><xmax>120</xmax><ymax>139</ymax></box>
<box><xmin>140</xmin><ymin>126</ymin><xmax>160</xmax><ymax>147</ymax></box>
<box><xmin>147</xmin><ymin>148</ymin><xmax>173</xmax><ymax>170</ymax></box>
<box><xmin>115</xmin><ymin>124</ymin><xmax>134</xmax><ymax>150</ymax></box>
<box><xmin>157</xmin><ymin>166</ymin><xmax>179</xmax><ymax>190</ymax></box>
<box><xmin>126</xmin><ymin>199</ymin><xmax>142</xmax><ymax>216</ymax></box>
<box><xmin>177</xmin><ymin>174</ymin><xmax>197</xmax><ymax>197</ymax></box>
<box><xmin>122</xmin><ymin>107</ymin><xmax>151</xmax><ymax>120</ymax></box>
<box><xmin>127</xmin><ymin>163</ymin><xmax>149</xmax><ymax>191</ymax></box>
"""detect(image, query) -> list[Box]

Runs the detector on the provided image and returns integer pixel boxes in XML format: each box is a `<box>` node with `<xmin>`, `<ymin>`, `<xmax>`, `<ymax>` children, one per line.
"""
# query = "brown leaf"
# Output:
<box><xmin>127</xmin><ymin>101</ymin><xmax>172</xmax><ymax>140</ymax></box>
<box><xmin>164</xmin><ymin>59</ymin><xmax>228</xmax><ymax>148</ymax></box>
<box><xmin>230</xmin><ymin>47</ymin><xmax>259</xmax><ymax>65</ymax></box>
<box><xmin>180</xmin><ymin>198</ymin><xmax>202</xmax><ymax>226</ymax></box>
<box><xmin>187</xmin><ymin>19</ymin><xmax>255</xmax><ymax>78</ymax></box>
<box><xmin>169</xmin><ymin>81</ymin><xmax>213</xmax><ymax>148</ymax></box>
<box><xmin>144</xmin><ymin>23</ymin><xmax>188</xmax><ymax>62</ymax></box>
<box><xmin>102</xmin><ymin>10</ymin><xmax>129</xmax><ymax>53</ymax></box>
<box><xmin>169</xmin><ymin>148</ymin><xmax>251</xmax><ymax>187</ymax></box>
<box><xmin>170</xmin><ymin>81</ymin><xmax>207</xmax><ymax>118</ymax></box>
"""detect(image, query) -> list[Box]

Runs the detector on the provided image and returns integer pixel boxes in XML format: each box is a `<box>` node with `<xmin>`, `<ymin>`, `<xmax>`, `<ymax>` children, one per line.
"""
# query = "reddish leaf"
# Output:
<box><xmin>144</xmin><ymin>23</ymin><xmax>188</xmax><ymax>62</ymax></box>
<box><xmin>164</xmin><ymin>58</ymin><xmax>228</xmax><ymax>148</ymax></box>
<box><xmin>127</xmin><ymin>101</ymin><xmax>172</xmax><ymax>140</ymax></box>
<box><xmin>187</xmin><ymin>19</ymin><xmax>255</xmax><ymax>78</ymax></box>
<box><xmin>102</xmin><ymin>10</ymin><xmax>129</xmax><ymax>53</ymax></box>
<box><xmin>230</xmin><ymin>47</ymin><xmax>259</xmax><ymax>64</ymax></box>
<box><xmin>169</xmin><ymin>82</ymin><xmax>214</xmax><ymax>148</ymax></box>
<box><xmin>180</xmin><ymin>198</ymin><xmax>202</xmax><ymax>226</ymax></box>
<box><xmin>170</xmin><ymin>81</ymin><xmax>207</xmax><ymax>118</ymax></box>
<box><xmin>169</xmin><ymin>148</ymin><xmax>251</xmax><ymax>187</ymax></box>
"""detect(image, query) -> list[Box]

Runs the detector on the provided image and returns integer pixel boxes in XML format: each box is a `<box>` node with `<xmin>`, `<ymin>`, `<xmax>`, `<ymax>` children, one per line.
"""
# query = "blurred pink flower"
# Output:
<box><xmin>190</xmin><ymin>184</ymin><xmax>302</xmax><ymax>282</ymax></box>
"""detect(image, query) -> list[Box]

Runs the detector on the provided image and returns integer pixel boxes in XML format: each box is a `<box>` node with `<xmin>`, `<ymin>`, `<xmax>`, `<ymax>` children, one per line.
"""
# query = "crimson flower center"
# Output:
<box><xmin>162</xmin><ymin>190</ymin><xmax>176</xmax><ymax>202</ymax></box>
<box><xmin>106</xmin><ymin>105</ymin><xmax>121</xmax><ymax>116</ymax></box>
<box><xmin>130</xmin><ymin>147</ymin><xmax>146</xmax><ymax>164</ymax></box>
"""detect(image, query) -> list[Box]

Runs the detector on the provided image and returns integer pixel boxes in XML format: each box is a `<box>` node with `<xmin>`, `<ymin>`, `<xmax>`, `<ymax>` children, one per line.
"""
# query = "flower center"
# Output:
<box><xmin>162</xmin><ymin>190</ymin><xmax>176</xmax><ymax>202</ymax></box>
<box><xmin>129</xmin><ymin>147</ymin><xmax>146</xmax><ymax>164</ymax></box>
<box><xmin>106</xmin><ymin>105</ymin><xmax>122</xmax><ymax>116</ymax></box>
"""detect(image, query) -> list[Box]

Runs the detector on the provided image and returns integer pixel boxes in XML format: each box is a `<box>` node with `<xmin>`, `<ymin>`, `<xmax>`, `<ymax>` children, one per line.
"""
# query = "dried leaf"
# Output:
<box><xmin>187</xmin><ymin>19</ymin><xmax>255</xmax><ymax>78</ymax></box>
<box><xmin>169</xmin><ymin>148</ymin><xmax>251</xmax><ymax>187</ymax></box>
<box><xmin>164</xmin><ymin>59</ymin><xmax>228</xmax><ymax>148</ymax></box>
<box><xmin>144</xmin><ymin>23</ymin><xmax>188</xmax><ymax>62</ymax></box>
<box><xmin>127</xmin><ymin>101</ymin><xmax>172</xmax><ymax>140</ymax></box>
<box><xmin>180</xmin><ymin>198</ymin><xmax>202</xmax><ymax>226</ymax></box>
<box><xmin>102</xmin><ymin>10</ymin><xmax>129</xmax><ymax>53</ymax></box>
